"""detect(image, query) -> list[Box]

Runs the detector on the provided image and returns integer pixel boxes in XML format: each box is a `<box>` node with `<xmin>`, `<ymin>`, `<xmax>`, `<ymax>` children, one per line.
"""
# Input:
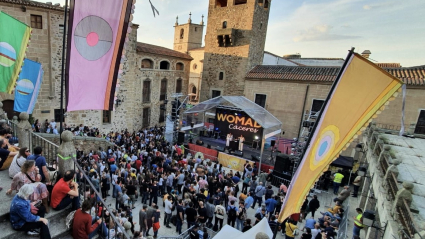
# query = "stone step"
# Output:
<box><xmin>0</xmin><ymin>209</ymin><xmax>71</xmax><ymax>239</ymax></box>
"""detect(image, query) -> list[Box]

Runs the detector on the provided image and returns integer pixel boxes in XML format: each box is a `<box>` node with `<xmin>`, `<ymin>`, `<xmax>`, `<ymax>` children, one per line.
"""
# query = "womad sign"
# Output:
<box><xmin>214</xmin><ymin>109</ymin><xmax>263</xmax><ymax>143</ymax></box>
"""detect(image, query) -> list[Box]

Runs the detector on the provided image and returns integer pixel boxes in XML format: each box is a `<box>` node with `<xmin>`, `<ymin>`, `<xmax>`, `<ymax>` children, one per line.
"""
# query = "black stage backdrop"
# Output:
<box><xmin>214</xmin><ymin>108</ymin><xmax>263</xmax><ymax>143</ymax></box>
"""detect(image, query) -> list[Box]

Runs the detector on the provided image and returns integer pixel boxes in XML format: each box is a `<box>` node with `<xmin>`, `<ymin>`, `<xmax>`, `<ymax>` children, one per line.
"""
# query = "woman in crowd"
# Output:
<box><xmin>9</xmin><ymin>147</ymin><xmax>30</xmax><ymax>178</ymax></box>
<box><xmin>9</xmin><ymin>184</ymin><xmax>50</xmax><ymax>238</ymax></box>
<box><xmin>6</xmin><ymin>160</ymin><xmax>50</xmax><ymax>212</ymax></box>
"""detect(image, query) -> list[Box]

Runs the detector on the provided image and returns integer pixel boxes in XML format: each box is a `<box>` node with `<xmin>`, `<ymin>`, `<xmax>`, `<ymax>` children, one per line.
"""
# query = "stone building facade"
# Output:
<box><xmin>200</xmin><ymin>0</ymin><xmax>271</xmax><ymax>101</ymax></box>
<box><xmin>0</xmin><ymin>1</ymin><xmax>64</xmax><ymax>120</ymax></box>
<box><xmin>0</xmin><ymin>0</ymin><xmax>191</xmax><ymax>133</ymax></box>
<box><xmin>244</xmin><ymin>65</ymin><xmax>425</xmax><ymax>139</ymax></box>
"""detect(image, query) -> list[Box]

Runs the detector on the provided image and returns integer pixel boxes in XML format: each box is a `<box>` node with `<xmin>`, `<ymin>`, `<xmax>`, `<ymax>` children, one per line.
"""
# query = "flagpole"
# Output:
<box><xmin>59</xmin><ymin>0</ymin><xmax>69</xmax><ymax>143</ymax></box>
<box><xmin>273</xmin><ymin>47</ymin><xmax>356</xmax><ymax>239</ymax></box>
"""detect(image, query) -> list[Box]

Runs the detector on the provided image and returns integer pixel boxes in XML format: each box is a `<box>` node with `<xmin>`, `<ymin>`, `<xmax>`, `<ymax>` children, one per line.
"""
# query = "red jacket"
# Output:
<box><xmin>72</xmin><ymin>209</ymin><xmax>100</xmax><ymax>239</ymax></box>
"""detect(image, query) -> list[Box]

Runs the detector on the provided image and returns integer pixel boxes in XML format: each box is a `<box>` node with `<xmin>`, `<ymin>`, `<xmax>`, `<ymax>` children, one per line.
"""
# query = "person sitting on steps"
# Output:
<box><xmin>50</xmin><ymin>169</ymin><xmax>80</xmax><ymax>211</ymax></box>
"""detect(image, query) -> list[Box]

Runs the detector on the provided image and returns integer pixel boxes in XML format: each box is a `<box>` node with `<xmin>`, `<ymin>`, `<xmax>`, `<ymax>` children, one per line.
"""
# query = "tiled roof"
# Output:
<box><xmin>246</xmin><ymin>65</ymin><xmax>425</xmax><ymax>86</ymax></box>
<box><xmin>0</xmin><ymin>0</ymin><xmax>63</xmax><ymax>11</ymax></box>
<box><xmin>376</xmin><ymin>63</ymin><xmax>401</xmax><ymax>68</ymax></box>
<box><xmin>136</xmin><ymin>42</ymin><xmax>193</xmax><ymax>60</ymax></box>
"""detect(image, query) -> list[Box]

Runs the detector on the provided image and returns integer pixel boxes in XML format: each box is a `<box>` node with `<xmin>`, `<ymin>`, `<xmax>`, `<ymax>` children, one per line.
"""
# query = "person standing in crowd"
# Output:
<box><xmin>176</xmin><ymin>199</ymin><xmax>184</xmax><ymax>234</ymax></box>
<box><xmin>9</xmin><ymin>184</ymin><xmax>50</xmax><ymax>238</ymax></box>
<box><xmin>186</xmin><ymin>202</ymin><xmax>198</xmax><ymax>229</ymax></box>
<box><xmin>236</xmin><ymin>201</ymin><xmax>246</xmax><ymax>231</ymax></box>
<box><xmin>285</xmin><ymin>219</ymin><xmax>298</xmax><ymax>239</ymax></box>
<box><xmin>307</xmin><ymin>195</ymin><xmax>320</xmax><ymax>218</ymax></box>
<box><xmin>242</xmin><ymin>218</ymin><xmax>252</xmax><ymax>232</ymax></box>
<box><xmin>252</xmin><ymin>182</ymin><xmax>266</xmax><ymax>209</ymax></box>
<box><xmin>332</xmin><ymin>170</ymin><xmax>344</xmax><ymax>195</ymax></box>
<box><xmin>139</xmin><ymin>205</ymin><xmax>148</xmax><ymax>238</ymax></box>
<box><xmin>152</xmin><ymin>205</ymin><xmax>161</xmax><ymax>238</ymax></box>
<box><xmin>214</xmin><ymin>200</ymin><xmax>225</xmax><ymax>230</ymax></box>
<box><xmin>227</xmin><ymin>200</ymin><xmax>238</xmax><ymax>227</ymax></box>
<box><xmin>149</xmin><ymin>180</ymin><xmax>159</xmax><ymax>206</ymax></box>
<box><xmin>51</xmin><ymin>170</ymin><xmax>80</xmax><ymax>211</ymax></box>
<box><xmin>164</xmin><ymin>195</ymin><xmax>173</xmax><ymax>228</ymax></box>
<box><xmin>265</xmin><ymin>196</ymin><xmax>278</xmax><ymax>219</ymax></box>
<box><xmin>353</xmin><ymin>208</ymin><xmax>364</xmax><ymax>239</ymax></box>
<box><xmin>352</xmin><ymin>174</ymin><xmax>362</xmax><ymax>197</ymax></box>
<box><xmin>205</xmin><ymin>198</ymin><xmax>215</xmax><ymax>227</ymax></box>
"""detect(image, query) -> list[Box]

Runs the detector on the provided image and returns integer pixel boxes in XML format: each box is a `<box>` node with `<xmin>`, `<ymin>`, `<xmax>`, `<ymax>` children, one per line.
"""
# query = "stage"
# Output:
<box><xmin>185</xmin><ymin>134</ymin><xmax>292</xmax><ymax>167</ymax></box>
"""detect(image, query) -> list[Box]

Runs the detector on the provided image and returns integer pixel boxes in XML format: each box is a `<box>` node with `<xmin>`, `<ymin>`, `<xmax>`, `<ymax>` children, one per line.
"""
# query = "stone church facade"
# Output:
<box><xmin>0</xmin><ymin>0</ymin><xmax>192</xmax><ymax>132</ymax></box>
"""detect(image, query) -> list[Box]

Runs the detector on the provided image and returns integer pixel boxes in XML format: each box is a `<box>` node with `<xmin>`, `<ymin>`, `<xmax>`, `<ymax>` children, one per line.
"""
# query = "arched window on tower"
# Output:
<box><xmin>180</xmin><ymin>29</ymin><xmax>184</xmax><ymax>39</ymax></box>
<box><xmin>235</xmin><ymin>0</ymin><xmax>247</xmax><ymax>5</ymax></box>
<box><xmin>216</xmin><ymin>0</ymin><xmax>227</xmax><ymax>7</ymax></box>
<box><xmin>160</xmin><ymin>61</ymin><xmax>170</xmax><ymax>70</ymax></box>
<box><xmin>190</xmin><ymin>84</ymin><xmax>197</xmax><ymax>101</ymax></box>
<box><xmin>264</xmin><ymin>0</ymin><xmax>269</xmax><ymax>8</ymax></box>
<box><xmin>222</xmin><ymin>21</ymin><xmax>227</xmax><ymax>29</ymax></box>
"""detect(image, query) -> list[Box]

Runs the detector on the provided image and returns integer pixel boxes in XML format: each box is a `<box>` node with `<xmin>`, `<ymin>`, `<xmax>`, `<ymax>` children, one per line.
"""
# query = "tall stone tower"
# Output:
<box><xmin>173</xmin><ymin>13</ymin><xmax>205</xmax><ymax>54</ymax></box>
<box><xmin>200</xmin><ymin>0</ymin><xmax>271</xmax><ymax>101</ymax></box>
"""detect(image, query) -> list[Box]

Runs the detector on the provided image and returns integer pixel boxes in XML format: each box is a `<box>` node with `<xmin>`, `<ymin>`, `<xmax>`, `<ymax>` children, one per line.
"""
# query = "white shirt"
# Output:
<box><xmin>9</xmin><ymin>155</ymin><xmax>27</xmax><ymax>178</ymax></box>
<box><xmin>164</xmin><ymin>200</ymin><xmax>173</xmax><ymax>214</ymax></box>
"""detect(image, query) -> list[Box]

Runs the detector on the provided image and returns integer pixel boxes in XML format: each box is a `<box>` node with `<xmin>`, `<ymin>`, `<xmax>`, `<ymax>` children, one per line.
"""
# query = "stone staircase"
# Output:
<box><xmin>0</xmin><ymin>169</ymin><xmax>72</xmax><ymax>239</ymax></box>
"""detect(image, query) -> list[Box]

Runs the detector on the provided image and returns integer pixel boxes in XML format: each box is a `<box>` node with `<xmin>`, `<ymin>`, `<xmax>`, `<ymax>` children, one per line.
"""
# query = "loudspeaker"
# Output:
<box><xmin>271</xmin><ymin>140</ymin><xmax>276</xmax><ymax>147</ymax></box>
<box><xmin>233</xmin><ymin>150</ymin><xmax>243</xmax><ymax>157</ymax></box>
<box><xmin>178</xmin><ymin>132</ymin><xmax>185</xmax><ymax>144</ymax></box>
<box><xmin>251</xmin><ymin>155</ymin><xmax>260</xmax><ymax>162</ymax></box>
<box><xmin>274</xmin><ymin>153</ymin><xmax>293</xmax><ymax>174</ymax></box>
<box><xmin>196</xmin><ymin>140</ymin><xmax>204</xmax><ymax>146</ymax></box>
<box><xmin>216</xmin><ymin>146</ymin><xmax>225</xmax><ymax>152</ymax></box>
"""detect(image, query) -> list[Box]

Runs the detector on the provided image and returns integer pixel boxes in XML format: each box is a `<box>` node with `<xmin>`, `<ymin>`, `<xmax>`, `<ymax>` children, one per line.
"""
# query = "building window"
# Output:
<box><xmin>212</xmin><ymin>90</ymin><xmax>221</xmax><ymax>98</ymax></box>
<box><xmin>142</xmin><ymin>108</ymin><xmax>150</xmax><ymax>128</ymax></box>
<box><xmin>102</xmin><ymin>110</ymin><xmax>111</xmax><ymax>124</ymax></box>
<box><xmin>218</xmin><ymin>71</ymin><xmax>224</xmax><ymax>80</ymax></box>
<box><xmin>160</xmin><ymin>79</ymin><xmax>167</xmax><ymax>101</ymax></box>
<box><xmin>216</xmin><ymin>0</ymin><xmax>227</xmax><ymax>7</ymax></box>
<box><xmin>222</xmin><ymin>21</ymin><xmax>227</xmax><ymax>29</ymax></box>
<box><xmin>176</xmin><ymin>62</ymin><xmax>184</xmax><ymax>71</ymax></box>
<box><xmin>176</xmin><ymin>78</ymin><xmax>182</xmax><ymax>93</ymax></box>
<box><xmin>414</xmin><ymin>110</ymin><xmax>425</xmax><ymax>134</ymax></box>
<box><xmin>180</xmin><ymin>29</ymin><xmax>184</xmax><ymax>39</ymax></box>
<box><xmin>159</xmin><ymin>104</ymin><xmax>165</xmax><ymax>123</ymax></box>
<box><xmin>141</xmin><ymin>58</ymin><xmax>154</xmax><ymax>69</ymax></box>
<box><xmin>59</xmin><ymin>24</ymin><xmax>64</xmax><ymax>34</ymax></box>
<box><xmin>264</xmin><ymin>0</ymin><xmax>269</xmax><ymax>8</ymax></box>
<box><xmin>193</xmin><ymin>63</ymin><xmax>198</xmax><ymax>70</ymax></box>
<box><xmin>255</xmin><ymin>94</ymin><xmax>267</xmax><ymax>108</ymax></box>
<box><xmin>190</xmin><ymin>84</ymin><xmax>197</xmax><ymax>101</ymax></box>
<box><xmin>160</xmin><ymin>61</ymin><xmax>170</xmax><ymax>70</ymax></box>
<box><xmin>218</xmin><ymin>35</ymin><xmax>224</xmax><ymax>47</ymax></box>
<box><xmin>54</xmin><ymin>109</ymin><xmax>64</xmax><ymax>122</ymax></box>
<box><xmin>143</xmin><ymin>80</ymin><xmax>151</xmax><ymax>103</ymax></box>
<box><xmin>195</xmin><ymin>27</ymin><xmax>198</xmax><ymax>32</ymax></box>
<box><xmin>257</xmin><ymin>0</ymin><xmax>263</xmax><ymax>5</ymax></box>
<box><xmin>311</xmin><ymin>99</ymin><xmax>325</xmax><ymax>114</ymax></box>
<box><xmin>30</xmin><ymin>14</ymin><xmax>42</xmax><ymax>29</ymax></box>
<box><xmin>235</xmin><ymin>0</ymin><xmax>247</xmax><ymax>5</ymax></box>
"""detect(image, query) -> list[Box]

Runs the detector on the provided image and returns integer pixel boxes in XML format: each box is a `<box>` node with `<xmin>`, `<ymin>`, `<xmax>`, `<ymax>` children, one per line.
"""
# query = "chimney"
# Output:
<box><xmin>361</xmin><ymin>50</ymin><xmax>371</xmax><ymax>59</ymax></box>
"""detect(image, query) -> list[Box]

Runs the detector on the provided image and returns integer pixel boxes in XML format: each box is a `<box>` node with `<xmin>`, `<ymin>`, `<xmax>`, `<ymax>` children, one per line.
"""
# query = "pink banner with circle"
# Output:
<box><xmin>66</xmin><ymin>0</ymin><xmax>133</xmax><ymax>111</ymax></box>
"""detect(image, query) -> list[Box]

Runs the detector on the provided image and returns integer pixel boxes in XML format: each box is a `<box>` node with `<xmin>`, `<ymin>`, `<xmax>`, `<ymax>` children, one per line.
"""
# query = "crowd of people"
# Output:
<box><xmin>0</xmin><ymin>121</ymin><xmax>360</xmax><ymax>239</ymax></box>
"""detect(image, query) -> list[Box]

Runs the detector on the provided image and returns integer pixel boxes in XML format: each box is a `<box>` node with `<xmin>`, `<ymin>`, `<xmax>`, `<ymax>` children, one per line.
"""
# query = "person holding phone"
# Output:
<box><xmin>73</xmin><ymin>200</ymin><xmax>106</xmax><ymax>239</ymax></box>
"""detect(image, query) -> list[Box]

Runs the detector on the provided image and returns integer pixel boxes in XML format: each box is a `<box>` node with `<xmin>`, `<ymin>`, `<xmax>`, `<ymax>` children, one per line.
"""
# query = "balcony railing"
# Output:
<box><xmin>398</xmin><ymin>199</ymin><xmax>423</xmax><ymax>239</ymax></box>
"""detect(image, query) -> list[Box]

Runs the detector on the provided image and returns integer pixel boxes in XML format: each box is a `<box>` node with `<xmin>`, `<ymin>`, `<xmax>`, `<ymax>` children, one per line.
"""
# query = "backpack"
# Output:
<box><xmin>265</xmin><ymin>189</ymin><xmax>273</xmax><ymax>198</ymax></box>
<box><xmin>239</xmin><ymin>208</ymin><xmax>246</xmax><ymax>221</ymax></box>
<box><xmin>228</xmin><ymin>206</ymin><xmax>237</xmax><ymax>218</ymax></box>
<box><xmin>66</xmin><ymin>210</ymin><xmax>76</xmax><ymax>230</ymax></box>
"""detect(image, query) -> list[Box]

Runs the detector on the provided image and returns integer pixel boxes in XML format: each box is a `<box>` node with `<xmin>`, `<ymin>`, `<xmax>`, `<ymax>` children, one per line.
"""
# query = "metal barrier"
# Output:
<box><xmin>71</xmin><ymin>156</ymin><xmax>131</xmax><ymax>239</ymax></box>
<box><xmin>30</xmin><ymin>132</ymin><xmax>59</xmax><ymax>167</ymax></box>
<box><xmin>270</xmin><ymin>174</ymin><xmax>291</xmax><ymax>188</ymax></box>
<box><xmin>336</xmin><ymin>203</ymin><xmax>350</xmax><ymax>239</ymax></box>
<box><xmin>398</xmin><ymin>199</ymin><xmax>423</xmax><ymax>239</ymax></box>
<box><xmin>159</xmin><ymin>225</ymin><xmax>217</xmax><ymax>239</ymax></box>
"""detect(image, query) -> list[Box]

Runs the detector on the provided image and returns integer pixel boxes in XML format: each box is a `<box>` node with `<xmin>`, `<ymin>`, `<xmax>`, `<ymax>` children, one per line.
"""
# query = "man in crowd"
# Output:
<box><xmin>27</xmin><ymin>146</ymin><xmax>50</xmax><ymax>184</ymax></box>
<box><xmin>51</xmin><ymin>170</ymin><xmax>80</xmax><ymax>210</ymax></box>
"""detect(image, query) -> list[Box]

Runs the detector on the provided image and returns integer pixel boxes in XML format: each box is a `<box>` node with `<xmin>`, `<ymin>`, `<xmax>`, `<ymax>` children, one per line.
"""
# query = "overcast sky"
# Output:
<box><xmin>51</xmin><ymin>0</ymin><xmax>424</xmax><ymax>67</ymax></box>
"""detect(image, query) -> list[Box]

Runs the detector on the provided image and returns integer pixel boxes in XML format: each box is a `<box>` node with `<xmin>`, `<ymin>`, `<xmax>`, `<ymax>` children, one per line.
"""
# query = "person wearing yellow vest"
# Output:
<box><xmin>353</xmin><ymin>208</ymin><xmax>364</xmax><ymax>239</ymax></box>
<box><xmin>332</xmin><ymin>170</ymin><xmax>344</xmax><ymax>195</ymax></box>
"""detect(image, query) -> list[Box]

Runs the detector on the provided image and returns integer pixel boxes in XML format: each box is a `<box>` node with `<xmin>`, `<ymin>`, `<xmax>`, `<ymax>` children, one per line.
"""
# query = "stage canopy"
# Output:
<box><xmin>184</xmin><ymin>96</ymin><xmax>282</xmax><ymax>137</ymax></box>
<box><xmin>330</xmin><ymin>155</ymin><xmax>354</xmax><ymax>169</ymax></box>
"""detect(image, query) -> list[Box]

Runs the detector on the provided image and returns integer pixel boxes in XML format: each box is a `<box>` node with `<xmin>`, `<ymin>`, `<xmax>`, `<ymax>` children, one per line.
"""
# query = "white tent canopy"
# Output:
<box><xmin>213</xmin><ymin>217</ymin><xmax>274</xmax><ymax>239</ymax></box>
<box><xmin>184</xmin><ymin>96</ymin><xmax>282</xmax><ymax>136</ymax></box>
